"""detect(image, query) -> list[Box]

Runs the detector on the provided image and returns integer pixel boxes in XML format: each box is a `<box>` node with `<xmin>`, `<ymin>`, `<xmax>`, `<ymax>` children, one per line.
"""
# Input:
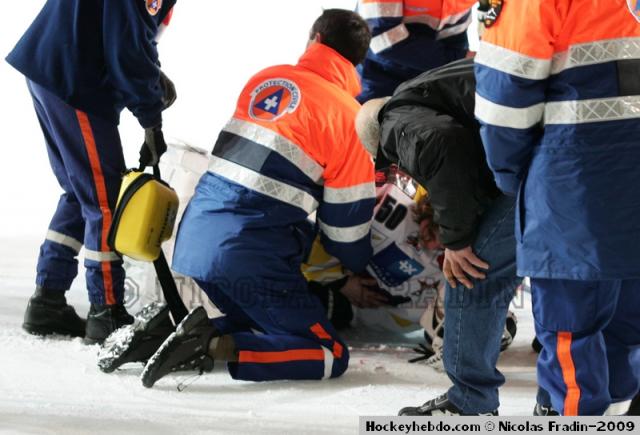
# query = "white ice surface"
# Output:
<box><xmin>0</xmin><ymin>237</ymin><xmax>537</xmax><ymax>435</ymax></box>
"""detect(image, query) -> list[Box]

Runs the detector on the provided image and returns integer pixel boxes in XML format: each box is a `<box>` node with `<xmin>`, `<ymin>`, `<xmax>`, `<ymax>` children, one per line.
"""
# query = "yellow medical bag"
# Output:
<box><xmin>107</xmin><ymin>170</ymin><xmax>179</xmax><ymax>262</ymax></box>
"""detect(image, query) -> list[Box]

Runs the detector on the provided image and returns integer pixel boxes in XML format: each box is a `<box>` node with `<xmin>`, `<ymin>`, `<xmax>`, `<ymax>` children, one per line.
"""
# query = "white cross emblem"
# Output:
<box><xmin>264</xmin><ymin>96</ymin><xmax>279</xmax><ymax>111</ymax></box>
<box><xmin>399</xmin><ymin>261</ymin><xmax>417</xmax><ymax>275</ymax></box>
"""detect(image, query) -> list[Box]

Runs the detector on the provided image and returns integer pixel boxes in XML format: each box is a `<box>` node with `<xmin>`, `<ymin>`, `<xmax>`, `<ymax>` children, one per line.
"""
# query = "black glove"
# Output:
<box><xmin>159</xmin><ymin>70</ymin><xmax>176</xmax><ymax>109</ymax></box>
<box><xmin>139</xmin><ymin>125</ymin><xmax>167</xmax><ymax>168</ymax></box>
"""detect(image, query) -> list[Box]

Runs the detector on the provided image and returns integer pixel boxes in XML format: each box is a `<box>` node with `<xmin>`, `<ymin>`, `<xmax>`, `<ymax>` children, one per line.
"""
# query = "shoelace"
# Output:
<box><xmin>408</xmin><ymin>343</ymin><xmax>434</xmax><ymax>363</ymax></box>
<box><xmin>425</xmin><ymin>351</ymin><xmax>444</xmax><ymax>371</ymax></box>
<box><xmin>177</xmin><ymin>372</ymin><xmax>203</xmax><ymax>392</ymax></box>
<box><xmin>175</xmin><ymin>355</ymin><xmax>214</xmax><ymax>391</ymax></box>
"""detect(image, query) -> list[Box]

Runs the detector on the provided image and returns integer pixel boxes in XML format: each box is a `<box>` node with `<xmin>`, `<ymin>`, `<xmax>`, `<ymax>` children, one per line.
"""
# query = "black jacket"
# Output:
<box><xmin>378</xmin><ymin>58</ymin><xmax>501</xmax><ymax>249</ymax></box>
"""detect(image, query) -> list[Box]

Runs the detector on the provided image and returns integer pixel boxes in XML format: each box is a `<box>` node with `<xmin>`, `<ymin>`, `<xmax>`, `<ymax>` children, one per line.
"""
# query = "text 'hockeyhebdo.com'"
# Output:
<box><xmin>359</xmin><ymin>417</ymin><xmax>639</xmax><ymax>435</ymax></box>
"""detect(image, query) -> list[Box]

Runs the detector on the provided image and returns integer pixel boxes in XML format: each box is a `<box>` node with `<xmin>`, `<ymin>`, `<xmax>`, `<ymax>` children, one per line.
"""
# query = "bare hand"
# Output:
<box><xmin>443</xmin><ymin>246</ymin><xmax>489</xmax><ymax>289</ymax></box>
<box><xmin>340</xmin><ymin>275</ymin><xmax>388</xmax><ymax>308</ymax></box>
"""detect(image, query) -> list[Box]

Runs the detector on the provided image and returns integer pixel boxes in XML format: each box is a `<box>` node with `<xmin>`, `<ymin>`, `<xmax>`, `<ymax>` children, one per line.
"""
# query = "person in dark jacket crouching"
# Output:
<box><xmin>356</xmin><ymin>58</ymin><xmax>519</xmax><ymax>415</ymax></box>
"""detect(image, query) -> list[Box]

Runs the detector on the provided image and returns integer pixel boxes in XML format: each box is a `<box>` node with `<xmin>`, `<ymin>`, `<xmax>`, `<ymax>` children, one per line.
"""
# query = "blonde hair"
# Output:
<box><xmin>355</xmin><ymin>97</ymin><xmax>391</xmax><ymax>158</ymax></box>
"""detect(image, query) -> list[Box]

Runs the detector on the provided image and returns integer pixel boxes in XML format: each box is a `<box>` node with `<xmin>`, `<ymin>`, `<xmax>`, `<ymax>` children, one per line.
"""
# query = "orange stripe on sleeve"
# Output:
<box><xmin>239</xmin><ymin>349</ymin><xmax>325</xmax><ymax>364</ymax></box>
<box><xmin>76</xmin><ymin>110</ymin><xmax>116</xmax><ymax>305</ymax></box>
<box><xmin>557</xmin><ymin>332</ymin><xmax>581</xmax><ymax>416</ymax></box>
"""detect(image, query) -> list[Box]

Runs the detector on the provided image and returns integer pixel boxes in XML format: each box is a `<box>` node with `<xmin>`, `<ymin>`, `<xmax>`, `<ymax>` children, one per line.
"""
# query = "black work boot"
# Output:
<box><xmin>22</xmin><ymin>287</ymin><xmax>86</xmax><ymax>338</ymax></box>
<box><xmin>84</xmin><ymin>303</ymin><xmax>134</xmax><ymax>345</ymax></box>
<box><xmin>399</xmin><ymin>393</ymin><xmax>498</xmax><ymax>416</ymax></box>
<box><xmin>141</xmin><ymin>306</ymin><xmax>217</xmax><ymax>388</ymax></box>
<box><xmin>98</xmin><ymin>302</ymin><xmax>175</xmax><ymax>373</ymax></box>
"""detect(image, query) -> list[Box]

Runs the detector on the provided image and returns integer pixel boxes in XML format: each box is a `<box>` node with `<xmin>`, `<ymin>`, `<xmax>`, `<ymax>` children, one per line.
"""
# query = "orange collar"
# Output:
<box><xmin>297</xmin><ymin>43</ymin><xmax>361</xmax><ymax>98</ymax></box>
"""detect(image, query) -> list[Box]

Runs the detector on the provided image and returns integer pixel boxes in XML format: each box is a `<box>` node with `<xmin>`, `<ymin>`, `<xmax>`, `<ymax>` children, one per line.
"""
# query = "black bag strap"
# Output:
<box><xmin>153</xmin><ymin>250</ymin><xmax>188</xmax><ymax>324</ymax></box>
<box><xmin>138</xmin><ymin>163</ymin><xmax>161</xmax><ymax>179</ymax></box>
<box><xmin>119</xmin><ymin>163</ymin><xmax>188</xmax><ymax>324</ymax></box>
<box><xmin>150</xmin><ymin>163</ymin><xmax>187</xmax><ymax>323</ymax></box>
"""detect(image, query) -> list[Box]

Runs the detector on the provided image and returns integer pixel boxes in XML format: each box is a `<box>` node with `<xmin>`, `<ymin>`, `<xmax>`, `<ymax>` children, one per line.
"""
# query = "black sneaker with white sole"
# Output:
<box><xmin>98</xmin><ymin>302</ymin><xmax>175</xmax><ymax>373</ymax></box>
<box><xmin>398</xmin><ymin>393</ymin><xmax>498</xmax><ymax>416</ymax></box>
<box><xmin>141</xmin><ymin>306</ymin><xmax>217</xmax><ymax>388</ymax></box>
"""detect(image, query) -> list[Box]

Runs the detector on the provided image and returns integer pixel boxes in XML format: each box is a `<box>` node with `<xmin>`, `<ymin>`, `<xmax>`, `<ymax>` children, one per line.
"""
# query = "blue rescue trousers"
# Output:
<box><xmin>28</xmin><ymin>80</ymin><xmax>125</xmax><ymax>305</ymax></box>
<box><xmin>532</xmin><ymin>279</ymin><xmax>640</xmax><ymax>415</ymax></box>
<box><xmin>197</xmin><ymin>278</ymin><xmax>349</xmax><ymax>382</ymax></box>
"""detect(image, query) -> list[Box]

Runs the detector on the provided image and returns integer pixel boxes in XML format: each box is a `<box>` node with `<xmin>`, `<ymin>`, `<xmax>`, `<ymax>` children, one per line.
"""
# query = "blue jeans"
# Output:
<box><xmin>444</xmin><ymin>194</ymin><xmax>519</xmax><ymax>414</ymax></box>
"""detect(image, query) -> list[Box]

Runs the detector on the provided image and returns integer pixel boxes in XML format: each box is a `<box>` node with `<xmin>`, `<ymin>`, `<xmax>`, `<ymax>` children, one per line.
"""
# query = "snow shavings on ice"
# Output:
<box><xmin>0</xmin><ymin>238</ymin><xmax>538</xmax><ymax>434</ymax></box>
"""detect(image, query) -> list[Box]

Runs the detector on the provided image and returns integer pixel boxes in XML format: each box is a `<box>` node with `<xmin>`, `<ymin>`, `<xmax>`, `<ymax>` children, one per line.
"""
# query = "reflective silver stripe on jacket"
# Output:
<box><xmin>370</xmin><ymin>24</ymin><xmax>409</xmax><ymax>54</ymax></box>
<box><xmin>222</xmin><ymin>118</ymin><xmax>324</xmax><ymax>184</ymax></box>
<box><xmin>404</xmin><ymin>9</ymin><xmax>470</xmax><ymax>31</ymax></box>
<box><xmin>476</xmin><ymin>41</ymin><xmax>551</xmax><ymax>80</ymax></box>
<box><xmin>84</xmin><ymin>249</ymin><xmax>120</xmax><ymax>262</ymax></box>
<box><xmin>46</xmin><ymin>230</ymin><xmax>82</xmax><ymax>253</ymax></box>
<box><xmin>435</xmin><ymin>13</ymin><xmax>473</xmax><ymax>40</ymax></box>
<box><xmin>475</xmin><ymin>94</ymin><xmax>545</xmax><ymax>129</ymax></box>
<box><xmin>544</xmin><ymin>96</ymin><xmax>640</xmax><ymax>125</ymax></box>
<box><xmin>318</xmin><ymin>219</ymin><xmax>371</xmax><ymax>243</ymax></box>
<box><xmin>323</xmin><ymin>182</ymin><xmax>376</xmax><ymax>204</ymax></box>
<box><xmin>358</xmin><ymin>1</ymin><xmax>403</xmax><ymax>19</ymax></box>
<box><xmin>552</xmin><ymin>37</ymin><xmax>640</xmax><ymax>74</ymax></box>
<box><xmin>208</xmin><ymin>156</ymin><xmax>319</xmax><ymax>215</ymax></box>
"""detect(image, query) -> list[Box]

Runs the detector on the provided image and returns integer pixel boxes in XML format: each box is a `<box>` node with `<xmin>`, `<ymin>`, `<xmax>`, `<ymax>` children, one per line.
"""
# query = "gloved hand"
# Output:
<box><xmin>138</xmin><ymin>125</ymin><xmax>167</xmax><ymax>168</ymax></box>
<box><xmin>159</xmin><ymin>70</ymin><xmax>176</xmax><ymax>109</ymax></box>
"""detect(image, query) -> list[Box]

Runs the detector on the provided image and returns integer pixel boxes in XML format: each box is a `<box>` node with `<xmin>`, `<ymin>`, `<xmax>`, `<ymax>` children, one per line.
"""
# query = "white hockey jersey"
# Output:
<box><xmin>303</xmin><ymin>167</ymin><xmax>444</xmax><ymax>332</ymax></box>
<box><xmin>358</xmin><ymin>167</ymin><xmax>444</xmax><ymax>332</ymax></box>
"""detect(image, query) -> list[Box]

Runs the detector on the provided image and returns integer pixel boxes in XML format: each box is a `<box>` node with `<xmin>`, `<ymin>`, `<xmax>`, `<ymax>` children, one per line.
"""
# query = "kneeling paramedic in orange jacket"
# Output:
<box><xmin>120</xmin><ymin>10</ymin><xmax>376</xmax><ymax>387</ymax></box>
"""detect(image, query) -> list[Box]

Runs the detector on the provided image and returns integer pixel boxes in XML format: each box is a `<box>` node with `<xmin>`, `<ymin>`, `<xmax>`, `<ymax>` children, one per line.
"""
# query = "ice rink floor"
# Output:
<box><xmin>0</xmin><ymin>237</ymin><xmax>538</xmax><ymax>434</ymax></box>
